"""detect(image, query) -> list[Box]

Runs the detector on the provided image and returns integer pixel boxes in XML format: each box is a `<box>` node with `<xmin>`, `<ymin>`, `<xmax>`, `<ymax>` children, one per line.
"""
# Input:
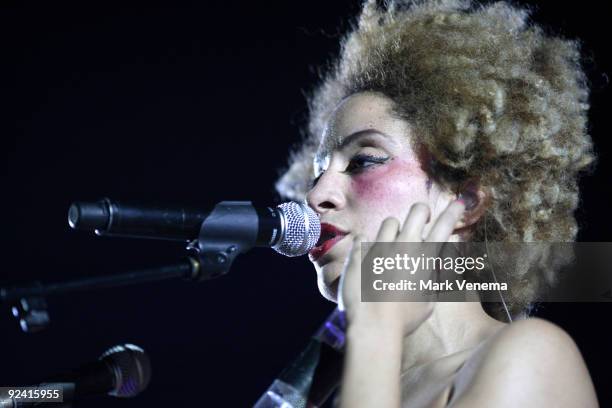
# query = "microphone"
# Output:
<box><xmin>0</xmin><ymin>343</ymin><xmax>151</xmax><ymax>406</ymax></box>
<box><xmin>68</xmin><ymin>199</ymin><xmax>320</xmax><ymax>257</ymax></box>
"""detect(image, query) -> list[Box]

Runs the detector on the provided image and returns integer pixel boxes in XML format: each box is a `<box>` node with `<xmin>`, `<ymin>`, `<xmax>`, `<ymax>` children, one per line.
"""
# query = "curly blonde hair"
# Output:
<box><xmin>276</xmin><ymin>0</ymin><xmax>595</xmax><ymax>319</ymax></box>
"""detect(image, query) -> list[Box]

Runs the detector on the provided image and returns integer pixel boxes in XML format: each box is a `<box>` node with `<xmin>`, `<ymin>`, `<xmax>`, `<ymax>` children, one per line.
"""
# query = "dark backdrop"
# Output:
<box><xmin>3</xmin><ymin>0</ymin><xmax>611</xmax><ymax>406</ymax></box>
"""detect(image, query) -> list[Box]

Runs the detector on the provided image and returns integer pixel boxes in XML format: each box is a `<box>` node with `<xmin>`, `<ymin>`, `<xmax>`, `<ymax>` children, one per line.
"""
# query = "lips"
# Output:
<box><xmin>308</xmin><ymin>223</ymin><xmax>349</xmax><ymax>261</ymax></box>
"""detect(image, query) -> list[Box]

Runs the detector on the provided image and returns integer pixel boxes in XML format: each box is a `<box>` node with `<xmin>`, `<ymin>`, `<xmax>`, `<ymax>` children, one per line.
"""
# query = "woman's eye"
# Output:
<box><xmin>344</xmin><ymin>154</ymin><xmax>389</xmax><ymax>173</ymax></box>
<box><xmin>309</xmin><ymin>154</ymin><xmax>389</xmax><ymax>187</ymax></box>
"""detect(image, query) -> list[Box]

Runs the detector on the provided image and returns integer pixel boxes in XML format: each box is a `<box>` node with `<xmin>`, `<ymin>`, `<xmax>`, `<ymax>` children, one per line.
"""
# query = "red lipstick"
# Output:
<box><xmin>309</xmin><ymin>223</ymin><xmax>349</xmax><ymax>262</ymax></box>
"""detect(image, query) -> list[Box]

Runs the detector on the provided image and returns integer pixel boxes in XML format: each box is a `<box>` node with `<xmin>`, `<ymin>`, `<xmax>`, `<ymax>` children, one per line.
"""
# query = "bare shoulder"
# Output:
<box><xmin>450</xmin><ymin>317</ymin><xmax>599</xmax><ymax>408</ymax></box>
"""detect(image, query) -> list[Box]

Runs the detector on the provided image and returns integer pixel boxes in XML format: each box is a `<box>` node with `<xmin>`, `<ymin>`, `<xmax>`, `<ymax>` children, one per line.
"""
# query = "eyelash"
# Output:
<box><xmin>310</xmin><ymin>154</ymin><xmax>389</xmax><ymax>187</ymax></box>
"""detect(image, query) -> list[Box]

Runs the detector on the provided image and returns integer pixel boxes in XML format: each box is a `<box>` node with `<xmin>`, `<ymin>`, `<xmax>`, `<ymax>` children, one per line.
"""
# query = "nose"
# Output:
<box><xmin>306</xmin><ymin>171</ymin><xmax>346</xmax><ymax>215</ymax></box>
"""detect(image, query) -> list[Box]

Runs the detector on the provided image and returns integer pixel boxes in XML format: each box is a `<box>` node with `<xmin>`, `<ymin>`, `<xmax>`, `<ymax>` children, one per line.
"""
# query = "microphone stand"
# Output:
<box><xmin>0</xmin><ymin>257</ymin><xmax>201</xmax><ymax>333</ymax></box>
<box><xmin>3</xmin><ymin>200</ymin><xmax>271</xmax><ymax>333</ymax></box>
<box><xmin>254</xmin><ymin>308</ymin><xmax>346</xmax><ymax>408</ymax></box>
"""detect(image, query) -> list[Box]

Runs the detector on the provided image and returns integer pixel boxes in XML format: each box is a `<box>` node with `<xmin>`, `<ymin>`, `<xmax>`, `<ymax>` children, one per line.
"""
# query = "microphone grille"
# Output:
<box><xmin>100</xmin><ymin>344</ymin><xmax>151</xmax><ymax>398</ymax></box>
<box><xmin>274</xmin><ymin>202</ymin><xmax>321</xmax><ymax>257</ymax></box>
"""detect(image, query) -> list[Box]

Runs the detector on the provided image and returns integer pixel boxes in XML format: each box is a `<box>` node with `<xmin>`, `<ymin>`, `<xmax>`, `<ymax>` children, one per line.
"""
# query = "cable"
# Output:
<box><xmin>484</xmin><ymin>214</ymin><xmax>513</xmax><ymax>323</ymax></box>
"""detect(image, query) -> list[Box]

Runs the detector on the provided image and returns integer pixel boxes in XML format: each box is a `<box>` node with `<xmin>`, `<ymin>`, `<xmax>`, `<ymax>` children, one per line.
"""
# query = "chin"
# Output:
<box><xmin>317</xmin><ymin>278</ymin><xmax>340</xmax><ymax>303</ymax></box>
<box><xmin>317</xmin><ymin>272</ymin><xmax>341</xmax><ymax>303</ymax></box>
<box><xmin>311</xmin><ymin>247</ymin><xmax>347</xmax><ymax>302</ymax></box>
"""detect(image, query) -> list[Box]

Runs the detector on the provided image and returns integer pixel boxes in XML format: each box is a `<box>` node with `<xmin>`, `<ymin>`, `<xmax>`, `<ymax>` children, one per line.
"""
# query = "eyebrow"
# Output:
<box><xmin>321</xmin><ymin>128</ymin><xmax>391</xmax><ymax>157</ymax></box>
<box><xmin>315</xmin><ymin>128</ymin><xmax>393</xmax><ymax>174</ymax></box>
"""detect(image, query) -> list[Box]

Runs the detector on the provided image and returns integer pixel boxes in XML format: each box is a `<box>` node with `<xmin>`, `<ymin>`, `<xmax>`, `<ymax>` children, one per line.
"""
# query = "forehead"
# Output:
<box><xmin>316</xmin><ymin>92</ymin><xmax>407</xmax><ymax>161</ymax></box>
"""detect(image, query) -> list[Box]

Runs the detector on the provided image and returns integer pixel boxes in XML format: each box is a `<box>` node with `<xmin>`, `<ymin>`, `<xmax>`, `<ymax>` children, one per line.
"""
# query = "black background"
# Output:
<box><xmin>3</xmin><ymin>0</ymin><xmax>611</xmax><ymax>406</ymax></box>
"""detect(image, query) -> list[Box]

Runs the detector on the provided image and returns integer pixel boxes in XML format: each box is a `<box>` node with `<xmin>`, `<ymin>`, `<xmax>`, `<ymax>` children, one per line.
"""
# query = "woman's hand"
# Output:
<box><xmin>338</xmin><ymin>199</ymin><xmax>466</xmax><ymax>337</ymax></box>
<box><xmin>336</xmin><ymin>199</ymin><xmax>467</xmax><ymax>408</ymax></box>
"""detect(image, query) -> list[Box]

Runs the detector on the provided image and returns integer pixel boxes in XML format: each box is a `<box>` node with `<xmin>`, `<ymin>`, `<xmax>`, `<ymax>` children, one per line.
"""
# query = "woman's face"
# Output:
<box><xmin>306</xmin><ymin>92</ymin><xmax>456</xmax><ymax>302</ymax></box>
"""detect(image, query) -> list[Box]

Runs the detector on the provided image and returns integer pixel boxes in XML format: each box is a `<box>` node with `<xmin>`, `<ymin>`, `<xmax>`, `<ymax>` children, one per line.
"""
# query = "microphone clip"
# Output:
<box><xmin>193</xmin><ymin>201</ymin><xmax>259</xmax><ymax>280</ymax></box>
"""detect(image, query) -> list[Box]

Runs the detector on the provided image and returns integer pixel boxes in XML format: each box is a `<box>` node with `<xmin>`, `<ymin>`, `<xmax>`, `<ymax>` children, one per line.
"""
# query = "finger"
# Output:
<box><xmin>338</xmin><ymin>235</ymin><xmax>363</xmax><ymax>312</ymax></box>
<box><xmin>398</xmin><ymin>202</ymin><xmax>430</xmax><ymax>241</ymax></box>
<box><xmin>343</xmin><ymin>234</ymin><xmax>364</xmax><ymax>269</ymax></box>
<box><xmin>425</xmin><ymin>200</ymin><xmax>465</xmax><ymax>243</ymax></box>
<box><xmin>376</xmin><ymin>217</ymin><xmax>401</xmax><ymax>242</ymax></box>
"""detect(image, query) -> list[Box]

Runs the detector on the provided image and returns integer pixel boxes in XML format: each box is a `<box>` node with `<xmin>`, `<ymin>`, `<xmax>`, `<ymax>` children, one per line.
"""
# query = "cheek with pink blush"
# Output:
<box><xmin>350</xmin><ymin>158</ymin><xmax>428</xmax><ymax>203</ymax></box>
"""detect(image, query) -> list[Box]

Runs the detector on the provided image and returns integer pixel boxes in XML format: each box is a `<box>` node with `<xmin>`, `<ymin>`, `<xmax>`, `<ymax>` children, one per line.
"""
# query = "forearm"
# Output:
<box><xmin>339</xmin><ymin>318</ymin><xmax>404</xmax><ymax>408</ymax></box>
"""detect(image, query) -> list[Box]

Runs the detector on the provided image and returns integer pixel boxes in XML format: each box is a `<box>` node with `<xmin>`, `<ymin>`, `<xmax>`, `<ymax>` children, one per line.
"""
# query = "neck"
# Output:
<box><xmin>400</xmin><ymin>301</ymin><xmax>507</xmax><ymax>374</ymax></box>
